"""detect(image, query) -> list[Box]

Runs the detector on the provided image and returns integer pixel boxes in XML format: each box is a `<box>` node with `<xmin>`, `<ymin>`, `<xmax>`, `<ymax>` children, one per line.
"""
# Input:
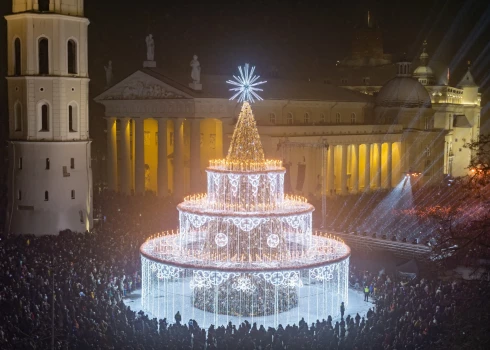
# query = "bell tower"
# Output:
<box><xmin>12</xmin><ymin>1</ymin><xmax>84</xmax><ymax>16</ymax></box>
<box><xmin>5</xmin><ymin>0</ymin><xmax>93</xmax><ymax>235</ymax></box>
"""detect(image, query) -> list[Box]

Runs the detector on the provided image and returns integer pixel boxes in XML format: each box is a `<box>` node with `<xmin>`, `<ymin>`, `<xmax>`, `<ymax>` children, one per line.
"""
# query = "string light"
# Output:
<box><xmin>225</xmin><ymin>102</ymin><xmax>267</xmax><ymax>168</ymax></box>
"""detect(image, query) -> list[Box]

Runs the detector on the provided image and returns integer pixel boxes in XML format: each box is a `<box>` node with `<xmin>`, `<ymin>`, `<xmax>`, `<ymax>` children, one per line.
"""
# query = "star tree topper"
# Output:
<box><xmin>226</xmin><ymin>64</ymin><xmax>267</xmax><ymax>103</ymax></box>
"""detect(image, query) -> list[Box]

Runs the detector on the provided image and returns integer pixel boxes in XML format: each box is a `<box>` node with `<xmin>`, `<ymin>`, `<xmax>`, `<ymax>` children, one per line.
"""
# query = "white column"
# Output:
<box><xmin>364</xmin><ymin>143</ymin><xmax>371</xmax><ymax>192</ymax></box>
<box><xmin>387</xmin><ymin>142</ymin><xmax>393</xmax><ymax>189</ymax></box>
<box><xmin>173</xmin><ymin>118</ymin><xmax>185</xmax><ymax>200</ymax></box>
<box><xmin>190</xmin><ymin>119</ymin><xmax>201</xmax><ymax>194</ymax></box>
<box><xmin>106</xmin><ymin>117</ymin><xmax>117</xmax><ymax>192</ymax></box>
<box><xmin>352</xmin><ymin>143</ymin><xmax>359</xmax><ymax>193</ymax></box>
<box><xmin>157</xmin><ymin>118</ymin><xmax>168</xmax><ymax>197</ymax></box>
<box><xmin>341</xmin><ymin>144</ymin><xmax>348</xmax><ymax>195</ymax></box>
<box><xmin>134</xmin><ymin>118</ymin><xmax>145</xmax><ymax>195</ymax></box>
<box><xmin>120</xmin><ymin>118</ymin><xmax>132</xmax><ymax>195</ymax></box>
<box><xmin>376</xmin><ymin>143</ymin><xmax>382</xmax><ymax>189</ymax></box>
<box><xmin>327</xmin><ymin>145</ymin><xmax>335</xmax><ymax>195</ymax></box>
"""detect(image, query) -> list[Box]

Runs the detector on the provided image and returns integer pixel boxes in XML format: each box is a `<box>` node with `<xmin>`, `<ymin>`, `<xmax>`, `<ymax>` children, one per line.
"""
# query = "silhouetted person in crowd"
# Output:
<box><xmin>175</xmin><ymin>311</ymin><xmax>181</xmax><ymax>325</ymax></box>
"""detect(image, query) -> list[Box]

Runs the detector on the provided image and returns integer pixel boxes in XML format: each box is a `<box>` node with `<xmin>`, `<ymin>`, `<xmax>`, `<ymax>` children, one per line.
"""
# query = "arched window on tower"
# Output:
<box><xmin>14</xmin><ymin>102</ymin><xmax>22</xmax><ymax>131</ymax></box>
<box><xmin>269</xmin><ymin>113</ymin><xmax>276</xmax><ymax>124</ymax></box>
<box><xmin>14</xmin><ymin>38</ymin><xmax>21</xmax><ymax>76</ymax></box>
<box><xmin>38</xmin><ymin>38</ymin><xmax>49</xmax><ymax>75</ymax></box>
<box><xmin>68</xmin><ymin>104</ymin><xmax>78</xmax><ymax>132</ymax></box>
<box><xmin>67</xmin><ymin>40</ymin><xmax>77</xmax><ymax>74</ymax></box>
<box><xmin>335</xmin><ymin>113</ymin><xmax>341</xmax><ymax>124</ymax></box>
<box><xmin>40</xmin><ymin>104</ymin><xmax>49</xmax><ymax>131</ymax></box>
<box><xmin>351</xmin><ymin>113</ymin><xmax>356</xmax><ymax>124</ymax></box>
<box><xmin>304</xmin><ymin>113</ymin><xmax>310</xmax><ymax>124</ymax></box>
<box><xmin>286</xmin><ymin>113</ymin><xmax>293</xmax><ymax>125</ymax></box>
<box><xmin>39</xmin><ymin>0</ymin><xmax>50</xmax><ymax>12</ymax></box>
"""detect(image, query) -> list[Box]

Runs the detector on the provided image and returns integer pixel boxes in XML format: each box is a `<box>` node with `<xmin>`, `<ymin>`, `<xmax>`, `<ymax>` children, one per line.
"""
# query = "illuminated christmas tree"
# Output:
<box><xmin>226</xmin><ymin>101</ymin><xmax>265</xmax><ymax>165</ymax></box>
<box><xmin>140</xmin><ymin>64</ymin><xmax>350</xmax><ymax>325</ymax></box>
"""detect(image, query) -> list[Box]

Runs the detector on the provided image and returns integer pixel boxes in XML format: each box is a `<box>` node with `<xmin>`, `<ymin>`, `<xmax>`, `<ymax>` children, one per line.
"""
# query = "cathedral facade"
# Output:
<box><xmin>94</xmin><ymin>15</ymin><xmax>480</xmax><ymax>201</ymax></box>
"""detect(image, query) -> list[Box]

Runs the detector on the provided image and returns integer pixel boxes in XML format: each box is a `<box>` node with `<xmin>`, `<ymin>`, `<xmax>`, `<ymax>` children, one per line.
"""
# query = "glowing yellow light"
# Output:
<box><xmin>207</xmin><ymin>102</ymin><xmax>283</xmax><ymax>172</ymax></box>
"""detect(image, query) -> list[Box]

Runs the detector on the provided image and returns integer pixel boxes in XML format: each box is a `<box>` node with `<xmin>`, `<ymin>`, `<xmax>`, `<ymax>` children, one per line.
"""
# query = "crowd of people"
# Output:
<box><xmin>0</xmin><ymin>190</ymin><xmax>488</xmax><ymax>349</ymax></box>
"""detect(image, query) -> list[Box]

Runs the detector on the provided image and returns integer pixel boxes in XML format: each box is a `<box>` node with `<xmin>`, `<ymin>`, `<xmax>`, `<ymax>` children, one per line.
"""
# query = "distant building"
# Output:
<box><xmin>332</xmin><ymin>19</ymin><xmax>481</xmax><ymax>180</ymax></box>
<box><xmin>5</xmin><ymin>0</ymin><xmax>93</xmax><ymax>236</ymax></box>
<box><xmin>339</xmin><ymin>11</ymin><xmax>393</xmax><ymax>68</ymax></box>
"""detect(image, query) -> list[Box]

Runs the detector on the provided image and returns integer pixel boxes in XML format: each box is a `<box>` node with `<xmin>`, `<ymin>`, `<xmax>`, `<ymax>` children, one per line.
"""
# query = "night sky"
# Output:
<box><xmin>1</xmin><ymin>0</ymin><xmax>489</xmax><ymax>149</ymax></box>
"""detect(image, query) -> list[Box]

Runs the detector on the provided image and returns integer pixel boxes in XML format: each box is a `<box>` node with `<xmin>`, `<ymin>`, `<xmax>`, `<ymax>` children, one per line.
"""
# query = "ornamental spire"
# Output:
<box><xmin>420</xmin><ymin>40</ymin><xmax>429</xmax><ymax>66</ymax></box>
<box><xmin>226</xmin><ymin>102</ymin><xmax>265</xmax><ymax>164</ymax></box>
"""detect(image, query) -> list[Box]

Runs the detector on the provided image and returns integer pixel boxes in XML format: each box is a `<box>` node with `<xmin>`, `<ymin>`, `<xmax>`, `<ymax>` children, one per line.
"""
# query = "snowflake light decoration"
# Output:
<box><xmin>226</xmin><ymin>63</ymin><xmax>267</xmax><ymax>103</ymax></box>
<box><xmin>267</xmin><ymin>234</ymin><xmax>280</xmax><ymax>248</ymax></box>
<box><xmin>232</xmin><ymin>275</ymin><xmax>256</xmax><ymax>293</ymax></box>
<box><xmin>214</xmin><ymin>233</ymin><xmax>228</xmax><ymax>247</ymax></box>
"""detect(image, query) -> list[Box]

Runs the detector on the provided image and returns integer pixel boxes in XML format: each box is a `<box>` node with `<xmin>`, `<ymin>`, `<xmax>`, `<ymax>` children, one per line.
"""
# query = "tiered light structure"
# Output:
<box><xmin>140</xmin><ymin>66</ymin><xmax>350</xmax><ymax>327</ymax></box>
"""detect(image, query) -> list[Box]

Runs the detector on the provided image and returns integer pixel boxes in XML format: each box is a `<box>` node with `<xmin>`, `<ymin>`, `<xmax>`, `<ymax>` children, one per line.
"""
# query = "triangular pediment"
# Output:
<box><xmin>457</xmin><ymin>69</ymin><xmax>477</xmax><ymax>88</ymax></box>
<box><xmin>94</xmin><ymin>70</ymin><xmax>193</xmax><ymax>101</ymax></box>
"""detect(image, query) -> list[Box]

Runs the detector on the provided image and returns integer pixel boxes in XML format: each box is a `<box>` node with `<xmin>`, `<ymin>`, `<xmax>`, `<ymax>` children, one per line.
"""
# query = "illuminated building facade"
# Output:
<box><xmin>5</xmin><ymin>0</ymin><xmax>93</xmax><ymax>235</ymax></box>
<box><xmin>96</xmin><ymin>69</ymin><xmax>405</xmax><ymax>199</ymax></box>
<box><xmin>95</xmin><ymin>14</ymin><xmax>480</xmax><ymax>200</ymax></box>
<box><xmin>334</xmin><ymin>16</ymin><xmax>481</xmax><ymax>181</ymax></box>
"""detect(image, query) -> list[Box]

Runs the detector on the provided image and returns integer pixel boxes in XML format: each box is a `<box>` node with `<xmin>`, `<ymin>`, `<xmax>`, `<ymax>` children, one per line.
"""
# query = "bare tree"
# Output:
<box><xmin>427</xmin><ymin>135</ymin><xmax>490</xmax><ymax>269</ymax></box>
<box><xmin>466</xmin><ymin>134</ymin><xmax>490</xmax><ymax>188</ymax></box>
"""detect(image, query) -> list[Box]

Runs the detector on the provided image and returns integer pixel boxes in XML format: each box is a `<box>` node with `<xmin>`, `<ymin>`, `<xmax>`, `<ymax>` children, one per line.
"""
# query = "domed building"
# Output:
<box><xmin>374</xmin><ymin>59</ymin><xmax>444</xmax><ymax>183</ymax></box>
<box><xmin>335</xmin><ymin>32</ymin><xmax>481</xmax><ymax>180</ymax></box>
<box><xmin>413</xmin><ymin>41</ymin><xmax>436</xmax><ymax>86</ymax></box>
<box><xmin>374</xmin><ymin>59</ymin><xmax>434</xmax><ymax>127</ymax></box>
<box><xmin>376</xmin><ymin>63</ymin><xmax>432</xmax><ymax>109</ymax></box>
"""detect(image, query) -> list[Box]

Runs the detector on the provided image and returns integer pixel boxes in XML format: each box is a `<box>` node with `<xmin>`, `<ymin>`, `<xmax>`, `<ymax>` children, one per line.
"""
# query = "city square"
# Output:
<box><xmin>0</xmin><ymin>0</ymin><xmax>489</xmax><ymax>349</ymax></box>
